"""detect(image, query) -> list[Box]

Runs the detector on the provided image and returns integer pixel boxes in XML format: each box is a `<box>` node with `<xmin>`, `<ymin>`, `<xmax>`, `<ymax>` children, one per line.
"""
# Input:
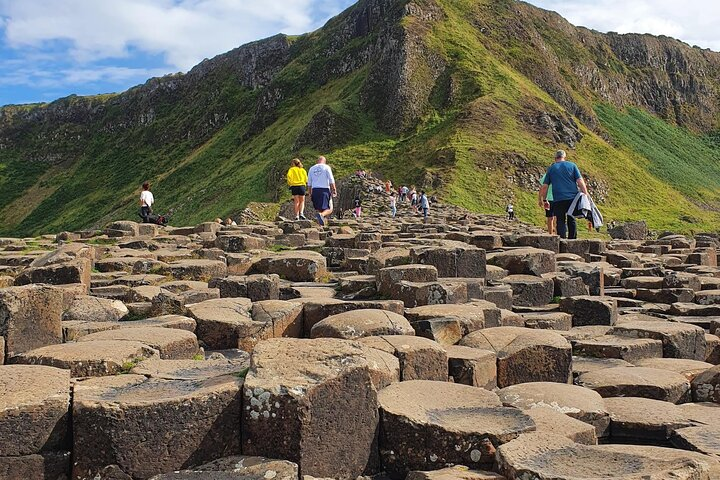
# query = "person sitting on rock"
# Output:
<box><xmin>287</xmin><ymin>158</ymin><xmax>308</xmax><ymax>221</ymax></box>
<box><xmin>139</xmin><ymin>182</ymin><xmax>154</xmax><ymax>224</ymax></box>
<box><xmin>225</xmin><ymin>217</ymin><xmax>237</xmax><ymax>226</ymax></box>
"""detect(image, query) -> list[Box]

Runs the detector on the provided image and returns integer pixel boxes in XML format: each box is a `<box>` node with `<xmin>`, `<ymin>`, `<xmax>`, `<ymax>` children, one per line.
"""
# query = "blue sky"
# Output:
<box><xmin>1</xmin><ymin>0</ymin><xmax>718</xmax><ymax>107</ymax></box>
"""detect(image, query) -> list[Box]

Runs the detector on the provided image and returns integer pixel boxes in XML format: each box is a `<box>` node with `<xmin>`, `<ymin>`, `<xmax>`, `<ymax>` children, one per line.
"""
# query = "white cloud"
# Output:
<box><xmin>529</xmin><ymin>0</ymin><xmax>720</xmax><ymax>51</ymax></box>
<box><xmin>0</xmin><ymin>0</ymin><xmax>349</xmax><ymax>71</ymax></box>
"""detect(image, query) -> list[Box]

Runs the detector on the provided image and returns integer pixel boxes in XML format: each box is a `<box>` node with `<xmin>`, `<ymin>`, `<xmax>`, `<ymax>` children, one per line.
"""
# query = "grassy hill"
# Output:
<box><xmin>1</xmin><ymin>0</ymin><xmax>719</xmax><ymax>236</ymax></box>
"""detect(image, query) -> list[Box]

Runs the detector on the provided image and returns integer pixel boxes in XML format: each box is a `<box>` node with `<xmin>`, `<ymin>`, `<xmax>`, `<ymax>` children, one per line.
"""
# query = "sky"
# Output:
<box><xmin>0</xmin><ymin>0</ymin><xmax>719</xmax><ymax>106</ymax></box>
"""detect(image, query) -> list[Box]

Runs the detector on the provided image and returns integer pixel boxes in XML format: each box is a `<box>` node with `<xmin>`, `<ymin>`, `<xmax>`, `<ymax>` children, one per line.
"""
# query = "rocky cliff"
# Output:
<box><xmin>1</xmin><ymin>0</ymin><xmax>719</xmax><ymax>235</ymax></box>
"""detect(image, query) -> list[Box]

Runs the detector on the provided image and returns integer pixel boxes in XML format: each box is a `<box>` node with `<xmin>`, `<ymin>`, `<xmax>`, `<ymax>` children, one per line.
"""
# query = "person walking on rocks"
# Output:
<box><xmin>420</xmin><ymin>190</ymin><xmax>430</xmax><ymax>221</ymax></box>
<box><xmin>385</xmin><ymin>180</ymin><xmax>393</xmax><ymax>194</ymax></box>
<box><xmin>353</xmin><ymin>195</ymin><xmax>362</xmax><ymax>218</ymax></box>
<box><xmin>389</xmin><ymin>192</ymin><xmax>397</xmax><ymax>218</ymax></box>
<box><xmin>139</xmin><ymin>182</ymin><xmax>154</xmax><ymax>223</ymax></box>
<box><xmin>401</xmin><ymin>185</ymin><xmax>409</xmax><ymax>202</ymax></box>
<box><xmin>506</xmin><ymin>203</ymin><xmax>514</xmax><ymax>220</ymax></box>
<box><xmin>287</xmin><ymin>158</ymin><xmax>308</xmax><ymax>220</ymax></box>
<box><xmin>307</xmin><ymin>156</ymin><xmax>337</xmax><ymax>226</ymax></box>
<box><xmin>539</xmin><ymin>149</ymin><xmax>589</xmax><ymax>239</ymax></box>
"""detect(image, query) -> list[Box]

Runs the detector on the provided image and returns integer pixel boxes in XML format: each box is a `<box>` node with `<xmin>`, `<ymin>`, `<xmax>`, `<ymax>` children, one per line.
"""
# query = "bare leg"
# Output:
<box><xmin>293</xmin><ymin>196</ymin><xmax>301</xmax><ymax>217</ymax></box>
<box><xmin>299</xmin><ymin>196</ymin><xmax>306</xmax><ymax>217</ymax></box>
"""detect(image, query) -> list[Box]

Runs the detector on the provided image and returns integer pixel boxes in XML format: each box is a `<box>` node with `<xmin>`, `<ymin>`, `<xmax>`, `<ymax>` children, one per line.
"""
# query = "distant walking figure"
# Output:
<box><xmin>539</xmin><ymin>150</ymin><xmax>589</xmax><ymax>239</ymax></box>
<box><xmin>353</xmin><ymin>195</ymin><xmax>362</xmax><ymax>218</ymax></box>
<box><xmin>307</xmin><ymin>156</ymin><xmax>337</xmax><ymax>226</ymax></box>
<box><xmin>139</xmin><ymin>182</ymin><xmax>154</xmax><ymax>223</ymax></box>
<box><xmin>506</xmin><ymin>203</ymin><xmax>514</xmax><ymax>220</ymax></box>
<box><xmin>287</xmin><ymin>158</ymin><xmax>308</xmax><ymax>220</ymax></box>
<box><xmin>420</xmin><ymin>191</ymin><xmax>430</xmax><ymax>221</ymax></box>
<box><xmin>390</xmin><ymin>192</ymin><xmax>397</xmax><ymax>218</ymax></box>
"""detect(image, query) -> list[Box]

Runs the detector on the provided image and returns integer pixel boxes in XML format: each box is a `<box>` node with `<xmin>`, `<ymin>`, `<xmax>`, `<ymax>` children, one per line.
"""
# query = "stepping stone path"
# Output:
<box><xmin>0</xmin><ymin>173</ymin><xmax>719</xmax><ymax>478</ymax></box>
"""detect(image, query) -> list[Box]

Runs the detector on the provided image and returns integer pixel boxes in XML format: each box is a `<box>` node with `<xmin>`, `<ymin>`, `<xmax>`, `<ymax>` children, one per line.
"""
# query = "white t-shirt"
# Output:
<box><xmin>307</xmin><ymin>163</ymin><xmax>335</xmax><ymax>189</ymax></box>
<box><xmin>141</xmin><ymin>190</ymin><xmax>154</xmax><ymax>208</ymax></box>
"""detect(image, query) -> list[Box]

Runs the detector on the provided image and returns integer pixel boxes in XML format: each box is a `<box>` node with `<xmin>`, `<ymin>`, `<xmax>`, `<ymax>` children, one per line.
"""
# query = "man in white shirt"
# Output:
<box><xmin>307</xmin><ymin>156</ymin><xmax>337</xmax><ymax>226</ymax></box>
<box><xmin>139</xmin><ymin>182</ymin><xmax>154</xmax><ymax>223</ymax></box>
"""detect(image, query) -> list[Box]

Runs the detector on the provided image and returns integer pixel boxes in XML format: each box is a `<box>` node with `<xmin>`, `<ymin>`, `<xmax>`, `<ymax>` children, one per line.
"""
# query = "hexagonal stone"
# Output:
<box><xmin>15</xmin><ymin>258</ymin><xmax>92</xmax><ymax>292</ymax></box>
<box><xmin>577</xmin><ymin>366</ymin><xmax>691</xmax><ymax>403</ymax></box>
<box><xmin>62</xmin><ymin>295</ymin><xmax>128</xmax><ymax>322</ymax></box>
<box><xmin>405</xmin><ymin>303</ymin><xmax>493</xmax><ymax>334</ymax></box>
<box><xmin>377</xmin><ymin>264</ymin><xmax>438</xmax><ymax>296</ymax></box>
<box><xmin>378</xmin><ymin>380</ymin><xmax>533</xmax><ymax>477</ymax></box>
<box><xmin>169</xmin><ymin>260</ymin><xmax>228</xmax><ymax>281</ymax></box>
<box><xmin>311</xmin><ymin>309</ymin><xmax>413</xmax><ymax>340</ymax></box>
<box><xmin>520</xmin><ymin>312</ymin><xmax>572</xmax><ymax>331</ymax></box>
<box><xmin>0</xmin><ymin>284</ymin><xmax>66</xmax><ymax>357</ymax></box>
<box><xmin>501</xmin><ymin>275</ymin><xmax>554</xmax><ymax>307</ymax></box>
<box><xmin>393</xmin><ymin>280</ymin><xmax>468</xmax><ymax>307</ymax></box>
<box><xmin>11</xmin><ymin>340</ymin><xmax>157</xmax><ymax>377</ymax></box>
<box><xmin>210</xmin><ymin>274</ymin><xmax>280</xmax><ymax>301</ymax></box>
<box><xmin>691</xmin><ymin>365</ymin><xmax>720</xmax><ymax>403</ymax></box>
<box><xmin>559</xmin><ymin>295</ymin><xmax>618</xmax><ymax>327</ymax></box>
<box><xmin>447</xmin><ymin>345</ymin><xmax>497</xmax><ymax>390</ymax></box>
<box><xmin>613</xmin><ymin>320</ymin><xmax>706</xmax><ymax>360</ymax></box>
<box><xmin>460</xmin><ymin>327</ymin><xmax>572</xmax><ymax>388</ymax></box>
<box><xmin>360</xmin><ymin>335</ymin><xmax>447</xmax><ymax>381</ymax></box>
<box><xmin>302</xmin><ymin>298</ymin><xmax>405</xmax><ymax>332</ymax></box>
<box><xmin>250</xmin><ymin>251</ymin><xmax>328</xmax><ymax>282</ymax></box>
<box><xmin>573</xmin><ymin>335</ymin><xmax>663</xmax><ymax>363</ymax></box>
<box><xmin>605</xmin><ymin>395</ymin><xmax>695</xmax><ymax>444</ymax></box>
<box><xmin>634</xmin><ymin>358</ymin><xmax>714</xmax><ymax>381</ymax></box>
<box><xmin>186</xmin><ymin>298</ymin><xmax>253</xmax><ymax>350</ymax></box>
<box><xmin>131</xmin><ymin>356</ymin><xmax>249</xmax><ymax>380</ymax></box>
<box><xmin>410</xmin><ymin>245</ymin><xmax>486</xmax><ymax>278</ymax></box>
<box><xmin>572</xmin><ymin>356</ymin><xmax>633</xmax><ymax>380</ymax></box>
<box><xmin>242</xmin><ymin>338</ymin><xmax>379</xmax><ymax>479</ymax></box>
<box><xmin>486</xmin><ymin>248</ymin><xmax>555</xmax><ymax>276</ymax></box>
<box><xmin>72</xmin><ymin>373</ymin><xmax>242</xmax><ymax>479</ymax></box>
<box><xmin>497</xmin><ymin>382</ymin><xmax>610</xmax><ymax>438</ymax></box>
<box><xmin>78</xmin><ymin>327</ymin><xmax>200</xmax><ymax>359</ymax></box>
<box><xmin>497</xmin><ymin>432</ymin><xmax>714</xmax><ymax>479</ymax></box>
<box><xmin>215</xmin><ymin>234</ymin><xmax>267</xmax><ymax>252</ymax></box>
<box><xmin>671</xmin><ymin>425</ymin><xmax>720</xmax><ymax>457</ymax></box>
<box><xmin>0</xmin><ymin>365</ymin><xmax>70</xmax><ymax>456</ymax></box>
<box><xmin>523</xmin><ymin>406</ymin><xmax>597</xmax><ymax>445</ymax></box>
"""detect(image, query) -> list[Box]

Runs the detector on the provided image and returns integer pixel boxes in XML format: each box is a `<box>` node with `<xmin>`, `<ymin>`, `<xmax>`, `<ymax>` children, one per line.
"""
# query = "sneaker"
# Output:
<box><xmin>299</xmin><ymin>214</ymin><xmax>307</xmax><ymax>220</ymax></box>
<box><xmin>295</xmin><ymin>216</ymin><xmax>300</xmax><ymax>221</ymax></box>
<box><xmin>315</xmin><ymin>213</ymin><xmax>325</xmax><ymax>226</ymax></box>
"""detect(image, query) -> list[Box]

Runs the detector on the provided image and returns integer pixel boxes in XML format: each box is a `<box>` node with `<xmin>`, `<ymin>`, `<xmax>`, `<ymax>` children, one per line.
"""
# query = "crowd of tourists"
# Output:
<box><xmin>137</xmin><ymin>149</ymin><xmax>602</xmax><ymax>236</ymax></box>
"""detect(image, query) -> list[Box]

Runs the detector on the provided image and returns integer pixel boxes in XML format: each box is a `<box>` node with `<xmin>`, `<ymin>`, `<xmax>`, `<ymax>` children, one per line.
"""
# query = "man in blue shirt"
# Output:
<box><xmin>538</xmin><ymin>150</ymin><xmax>588</xmax><ymax>239</ymax></box>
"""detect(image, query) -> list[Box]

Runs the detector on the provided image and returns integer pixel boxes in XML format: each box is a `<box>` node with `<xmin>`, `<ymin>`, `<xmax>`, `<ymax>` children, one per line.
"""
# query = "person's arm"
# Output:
<box><xmin>538</xmin><ymin>184</ymin><xmax>549</xmax><ymax>207</ymax></box>
<box><xmin>286</xmin><ymin>169</ymin><xmax>292</xmax><ymax>186</ymax></box>
<box><xmin>577</xmin><ymin>177</ymin><xmax>589</xmax><ymax>195</ymax></box>
<box><xmin>328</xmin><ymin>169</ymin><xmax>337</xmax><ymax>196</ymax></box>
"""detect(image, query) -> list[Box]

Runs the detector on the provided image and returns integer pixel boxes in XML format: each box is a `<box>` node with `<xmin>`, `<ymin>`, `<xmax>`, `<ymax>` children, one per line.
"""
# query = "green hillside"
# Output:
<box><xmin>1</xmin><ymin>0</ymin><xmax>719</xmax><ymax>236</ymax></box>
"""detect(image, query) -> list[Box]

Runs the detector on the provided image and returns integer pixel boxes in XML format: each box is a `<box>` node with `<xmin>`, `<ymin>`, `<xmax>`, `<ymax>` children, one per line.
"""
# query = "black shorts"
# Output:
<box><xmin>290</xmin><ymin>186</ymin><xmax>306</xmax><ymax>196</ymax></box>
<box><xmin>545</xmin><ymin>201</ymin><xmax>555</xmax><ymax>218</ymax></box>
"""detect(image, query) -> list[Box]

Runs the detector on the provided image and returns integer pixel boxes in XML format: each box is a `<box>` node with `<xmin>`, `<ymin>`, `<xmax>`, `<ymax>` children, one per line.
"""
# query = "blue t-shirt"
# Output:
<box><xmin>543</xmin><ymin>161</ymin><xmax>581</xmax><ymax>201</ymax></box>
